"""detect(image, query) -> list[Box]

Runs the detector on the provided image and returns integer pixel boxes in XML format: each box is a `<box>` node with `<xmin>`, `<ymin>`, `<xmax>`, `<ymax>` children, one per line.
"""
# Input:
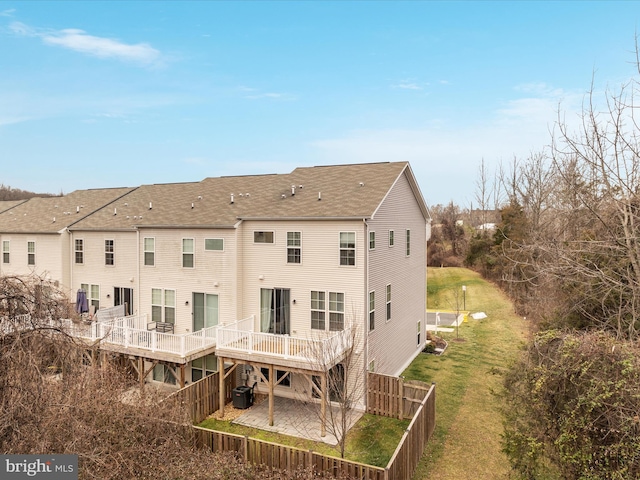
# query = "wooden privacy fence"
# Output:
<box><xmin>193</xmin><ymin>427</ymin><xmax>387</xmax><ymax>480</ymax></box>
<box><xmin>168</xmin><ymin>369</ymin><xmax>236</xmax><ymax>423</ymax></box>
<box><xmin>187</xmin><ymin>372</ymin><xmax>436</xmax><ymax>480</ymax></box>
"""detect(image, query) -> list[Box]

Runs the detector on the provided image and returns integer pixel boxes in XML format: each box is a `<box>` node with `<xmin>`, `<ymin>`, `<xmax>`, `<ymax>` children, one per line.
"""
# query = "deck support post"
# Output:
<box><xmin>321</xmin><ymin>372</ymin><xmax>327</xmax><ymax>437</ymax></box>
<box><xmin>218</xmin><ymin>356</ymin><xmax>225</xmax><ymax>417</ymax></box>
<box><xmin>269</xmin><ymin>364</ymin><xmax>274</xmax><ymax>426</ymax></box>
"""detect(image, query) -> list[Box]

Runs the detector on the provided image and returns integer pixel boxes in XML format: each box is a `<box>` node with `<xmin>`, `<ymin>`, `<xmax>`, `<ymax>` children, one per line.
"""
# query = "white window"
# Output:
<box><xmin>82</xmin><ymin>283</ymin><xmax>100</xmax><ymax>310</ymax></box>
<box><xmin>193</xmin><ymin>293</ymin><xmax>219</xmax><ymax>331</ymax></box>
<box><xmin>311</xmin><ymin>291</ymin><xmax>326</xmax><ymax>330</ymax></box>
<box><xmin>417</xmin><ymin>319</ymin><xmax>422</xmax><ymax>346</ymax></box>
<box><xmin>205</xmin><ymin>238</ymin><xmax>224</xmax><ymax>251</ymax></box>
<box><xmin>105</xmin><ymin>239</ymin><xmax>114</xmax><ymax>266</ymax></box>
<box><xmin>2</xmin><ymin>240</ymin><xmax>9</xmax><ymax>264</ymax></box>
<box><xmin>339</xmin><ymin>232</ymin><xmax>355</xmax><ymax>266</ymax></box>
<box><xmin>191</xmin><ymin>354</ymin><xmax>218</xmax><ymax>382</ymax></box>
<box><xmin>287</xmin><ymin>232</ymin><xmax>301</xmax><ymax>264</ymax></box>
<box><xmin>153</xmin><ymin>364</ymin><xmax>176</xmax><ymax>385</ymax></box>
<box><xmin>369</xmin><ymin>291</ymin><xmax>375</xmax><ymax>331</ymax></box>
<box><xmin>386</xmin><ymin>284</ymin><xmax>392</xmax><ymax>321</ymax></box>
<box><xmin>75</xmin><ymin>239</ymin><xmax>83</xmax><ymax>264</ymax></box>
<box><xmin>27</xmin><ymin>241</ymin><xmax>35</xmax><ymax>266</ymax></box>
<box><xmin>406</xmin><ymin>229</ymin><xmax>411</xmax><ymax>256</ymax></box>
<box><xmin>389</xmin><ymin>230</ymin><xmax>394</xmax><ymax>247</ymax></box>
<box><xmin>329</xmin><ymin>292</ymin><xmax>345</xmax><ymax>331</ymax></box>
<box><xmin>369</xmin><ymin>231</ymin><xmax>375</xmax><ymax>250</ymax></box>
<box><xmin>254</xmin><ymin>231</ymin><xmax>274</xmax><ymax>243</ymax></box>
<box><xmin>144</xmin><ymin>237</ymin><xmax>155</xmax><ymax>266</ymax></box>
<box><xmin>182</xmin><ymin>238</ymin><xmax>194</xmax><ymax>268</ymax></box>
<box><xmin>152</xmin><ymin>288</ymin><xmax>176</xmax><ymax>324</ymax></box>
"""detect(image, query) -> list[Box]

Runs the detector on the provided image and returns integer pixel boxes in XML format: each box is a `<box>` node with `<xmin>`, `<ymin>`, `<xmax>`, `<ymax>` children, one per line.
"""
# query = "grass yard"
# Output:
<box><xmin>198</xmin><ymin>412</ymin><xmax>408</xmax><ymax>467</ymax></box>
<box><xmin>407</xmin><ymin>267</ymin><xmax>528</xmax><ymax>480</ymax></box>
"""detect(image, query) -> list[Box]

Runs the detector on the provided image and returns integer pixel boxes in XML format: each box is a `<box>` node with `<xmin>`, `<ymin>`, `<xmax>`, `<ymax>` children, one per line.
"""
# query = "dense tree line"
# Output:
<box><xmin>0</xmin><ymin>184</ymin><xmax>59</xmax><ymax>200</ymax></box>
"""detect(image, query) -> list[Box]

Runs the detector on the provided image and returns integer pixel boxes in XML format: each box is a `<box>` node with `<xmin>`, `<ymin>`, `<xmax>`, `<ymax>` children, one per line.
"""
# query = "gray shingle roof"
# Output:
<box><xmin>58</xmin><ymin>162</ymin><xmax>427</xmax><ymax>231</ymax></box>
<box><xmin>0</xmin><ymin>188</ymin><xmax>135</xmax><ymax>233</ymax></box>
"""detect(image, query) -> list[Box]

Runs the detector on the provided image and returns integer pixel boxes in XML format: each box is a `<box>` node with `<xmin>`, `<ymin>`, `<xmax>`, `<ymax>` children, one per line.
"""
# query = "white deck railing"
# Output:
<box><xmin>2</xmin><ymin>313</ymin><xmax>218</xmax><ymax>358</ymax></box>
<box><xmin>216</xmin><ymin>315</ymin><xmax>353</xmax><ymax>366</ymax></box>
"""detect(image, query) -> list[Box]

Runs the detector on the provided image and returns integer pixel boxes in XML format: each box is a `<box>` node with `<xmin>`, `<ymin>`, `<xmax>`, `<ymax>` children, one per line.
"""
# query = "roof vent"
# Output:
<box><xmin>291</xmin><ymin>185</ymin><xmax>296</xmax><ymax>196</ymax></box>
<box><xmin>230</xmin><ymin>194</ymin><xmax>234</xmax><ymax>204</ymax></box>
<box><xmin>281</xmin><ymin>194</ymin><xmax>286</xmax><ymax>199</ymax></box>
<box><xmin>149</xmin><ymin>202</ymin><xmax>152</xmax><ymax>210</ymax></box>
<box><xmin>198</xmin><ymin>195</ymin><xmax>202</xmax><ymax>200</ymax></box>
<box><xmin>76</xmin><ymin>206</ymin><xmax>80</xmax><ymax>213</ymax></box>
<box><xmin>113</xmin><ymin>208</ymin><xmax>117</xmax><ymax>216</ymax></box>
<box><xmin>191</xmin><ymin>202</ymin><xmax>194</xmax><ymax>209</ymax></box>
<box><xmin>359</xmin><ymin>182</ymin><xmax>365</xmax><ymax>187</ymax></box>
<box><xmin>52</xmin><ymin>217</ymin><xmax>56</xmax><ymax>223</ymax></box>
<box><xmin>245</xmin><ymin>193</ymin><xmax>250</xmax><ymax>197</ymax></box>
<box><xmin>318</xmin><ymin>192</ymin><xmax>322</xmax><ymax>201</ymax></box>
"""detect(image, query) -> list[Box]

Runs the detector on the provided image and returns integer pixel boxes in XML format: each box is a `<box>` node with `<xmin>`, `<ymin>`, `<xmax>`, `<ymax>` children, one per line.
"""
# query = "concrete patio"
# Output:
<box><xmin>231</xmin><ymin>396</ymin><xmax>364</xmax><ymax>446</ymax></box>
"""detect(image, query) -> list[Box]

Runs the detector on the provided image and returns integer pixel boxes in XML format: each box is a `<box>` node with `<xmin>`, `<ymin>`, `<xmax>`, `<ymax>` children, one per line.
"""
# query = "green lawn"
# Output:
<box><xmin>407</xmin><ymin>267</ymin><xmax>528</xmax><ymax>480</ymax></box>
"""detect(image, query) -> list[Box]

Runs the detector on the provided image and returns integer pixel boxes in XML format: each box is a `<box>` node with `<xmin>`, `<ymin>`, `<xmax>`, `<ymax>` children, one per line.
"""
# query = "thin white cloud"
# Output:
<box><xmin>9</xmin><ymin>21</ymin><xmax>161</xmax><ymax>66</ymax></box>
<box><xmin>0</xmin><ymin>9</ymin><xmax>15</xmax><ymax>17</ymax></box>
<box><xmin>244</xmin><ymin>92</ymin><xmax>296</xmax><ymax>100</ymax></box>
<box><xmin>392</xmin><ymin>82</ymin><xmax>422</xmax><ymax>90</ymax></box>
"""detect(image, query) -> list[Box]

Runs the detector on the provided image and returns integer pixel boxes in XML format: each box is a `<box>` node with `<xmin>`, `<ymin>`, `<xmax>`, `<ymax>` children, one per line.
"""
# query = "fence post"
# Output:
<box><xmin>399</xmin><ymin>376</ymin><xmax>404</xmax><ymax>420</ymax></box>
<box><xmin>244</xmin><ymin>435</ymin><xmax>249</xmax><ymax>462</ymax></box>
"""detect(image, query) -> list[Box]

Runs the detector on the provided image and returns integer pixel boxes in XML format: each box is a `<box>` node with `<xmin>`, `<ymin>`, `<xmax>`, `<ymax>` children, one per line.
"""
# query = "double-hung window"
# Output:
<box><xmin>2</xmin><ymin>241</ymin><xmax>9</xmax><ymax>264</ymax></box>
<box><xmin>191</xmin><ymin>354</ymin><xmax>218</xmax><ymax>382</ymax></box>
<box><xmin>311</xmin><ymin>291</ymin><xmax>326</xmax><ymax>330</ymax></box>
<box><xmin>386</xmin><ymin>284</ymin><xmax>392</xmax><ymax>321</ymax></box>
<box><xmin>105</xmin><ymin>240</ymin><xmax>114</xmax><ymax>266</ymax></box>
<box><xmin>152</xmin><ymin>288</ymin><xmax>176</xmax><ymax>324</ymax></box>
<box><xmin>182</xmin><ymin>238</ymin><xmax>194</xmax><ymax>268</ymax></box>
<box><xmin>329</xmin><ymin>292</ymin><xmax>345</xmax><ymax>331</ymax></box>
<box><xmin>287</xmin><ymin>232</ymin><xmax>301</xmax><ymax>264</ymax></box>
<box><xmin>144</xmin><ymin>237</ymin><xmax>155</xmax><ymax>266</ymax></box>
<box><xmin>369</xmin><ymin>231</ymin><xmax>375</xmax><ymax>250</ymax></box>
<box><xmin>27</xmin><ymin>241</ymin><xmax>35</xmax><ymax>266</ymax></box>
<box><xmin>75</xmin><ymin>239</ymin><xmax>84</xmax><ymax>264</ymax></box>
<box><xmin>339</xmin><ymin>232</ymin><xmax>355</xmax><ymax>266</ymax></box>
<box><xmin>369</xmin><ymin>291</ymin><xmax>375</xmax><ymax>331</ymax></box>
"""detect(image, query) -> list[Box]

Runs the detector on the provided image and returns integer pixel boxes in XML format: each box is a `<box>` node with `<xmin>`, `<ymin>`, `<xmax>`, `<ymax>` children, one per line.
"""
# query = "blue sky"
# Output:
<box><xmin>1</xmin><ymin>1</ymin><xmax>640</xmax><ymax>207</ymax></box>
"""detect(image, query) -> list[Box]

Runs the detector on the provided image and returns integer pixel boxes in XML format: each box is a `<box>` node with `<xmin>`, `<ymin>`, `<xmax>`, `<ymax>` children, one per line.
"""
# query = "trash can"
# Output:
<box><xmin>232</xmin><ymin>385</ymin><xmax>253</xmax><ymax>409</ymax></box>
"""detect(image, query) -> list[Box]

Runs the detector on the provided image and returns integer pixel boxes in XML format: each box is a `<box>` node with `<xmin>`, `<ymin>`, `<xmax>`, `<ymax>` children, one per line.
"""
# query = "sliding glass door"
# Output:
<box><xmin>260</xmin><ymin>288</ymin><xmax>290</xmax><ymax>335</ymax></box>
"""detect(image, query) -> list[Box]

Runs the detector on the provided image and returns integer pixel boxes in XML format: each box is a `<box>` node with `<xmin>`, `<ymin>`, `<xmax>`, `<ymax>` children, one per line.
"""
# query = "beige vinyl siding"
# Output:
<box><xmin>0</xmin><ymin>234</ymin><xmax>66</xmax><ymax>285</ymax></box>
<box><xmin>138</xmin><ymin>228</ymin><xmax>237</xmax><ymax>335</ymax></box>
<box><xmin>238</xmin><ymin>219</ymin><xmax>366</xmax><ymax>339</ymax></box>
<box><xmin>72</xmin><ymin>231</ymin><xmax>138</xmax><ymax>313</ymax></box>
<box><xmin>367</xmin><ymin>171</ymin><xmax>427</xmax><ymax>376</ymax></box>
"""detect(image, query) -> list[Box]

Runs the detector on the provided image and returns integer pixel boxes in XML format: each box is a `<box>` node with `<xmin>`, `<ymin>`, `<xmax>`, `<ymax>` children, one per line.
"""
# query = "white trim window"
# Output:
<box><xmin>2</xmin><ymin>240</ymin><xmax>9</xmax><ymax>264</ymax></box>
<box><xmin>254</xmin><ymin>231</ymin><xmax>274</xmax><ymax>244</ymax></box>
<box><xmin>311</xmin><ymin>290</ymin><xmax>326</xmax><ymax>330</ymax></box>
<box><xmin>369</xmin><ymin>231</ymin><xmax>375</xmax><ymax>250</ymax></box>
<box><xmin>152</xmin><ymin>288</ymin><xmax>176</xmax><ymax>324</ymax></box>
<box><xmin>205</xmin><ymin>238</ymin><xmax>224</xmax><ymax>251</ymax></box>
<box><xmin>329</xmin><ymin>292</ymin><xmax>345</xmax><ymax>331</ymax></box>
<box><xmin>27</xmin><ymin>241</ymin><xmax>35</xmax><ymax>266</ymax></box>
<box><xmin>389</xmin><ymin>230</ymin><xmax>394</xmax><ymax>247</ymax></box>
<box><xmin>182</xmin><ymin>238</ymin><xmax>194</xmax><ymax>268</ymax></box>
<box><xmin>417</xmin><ymin>319</ymin><xmax>422</xmax><ymax>346</ymax></box>
<box><xmin>406</xmin><ymin>229</ymin><xmax>411</xmax><ymax>256</ymax></box>
<box><xmin>369</xmin><ymin>290</ymin><xmax>375</xmax><ymax>332</ymax></box>
<box><xmin>75</xmin><ymin>239</ymin><xmax>84</xmax><ymax>264</ymax></box>
<box><xmin>339</xmin><ymin>232</ymin><xmax>355</xmax><ymax>266</ymax></box>
<box><xmin>82</xmin><ymin>283</ymin><xmax>100</xmax><ymax>310</ymax></box>
<box><xmin>386</xmin><ymin>284</ymin><xmax>392</xmax><ymax>321</ymax></box>
<box><xmin>105</xmin><ymin>239</ymin><xmax>114</xmax><ymax>266</ymax></box>
<box><xmin>144</xmin><ymin>237</ymin><xmax>155</xmax><ymax>266</ymax></box>
<box><xmin>287</xmin><ymin>231</ymin><xmax>301</xmax><ymax>264</ymax></box>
